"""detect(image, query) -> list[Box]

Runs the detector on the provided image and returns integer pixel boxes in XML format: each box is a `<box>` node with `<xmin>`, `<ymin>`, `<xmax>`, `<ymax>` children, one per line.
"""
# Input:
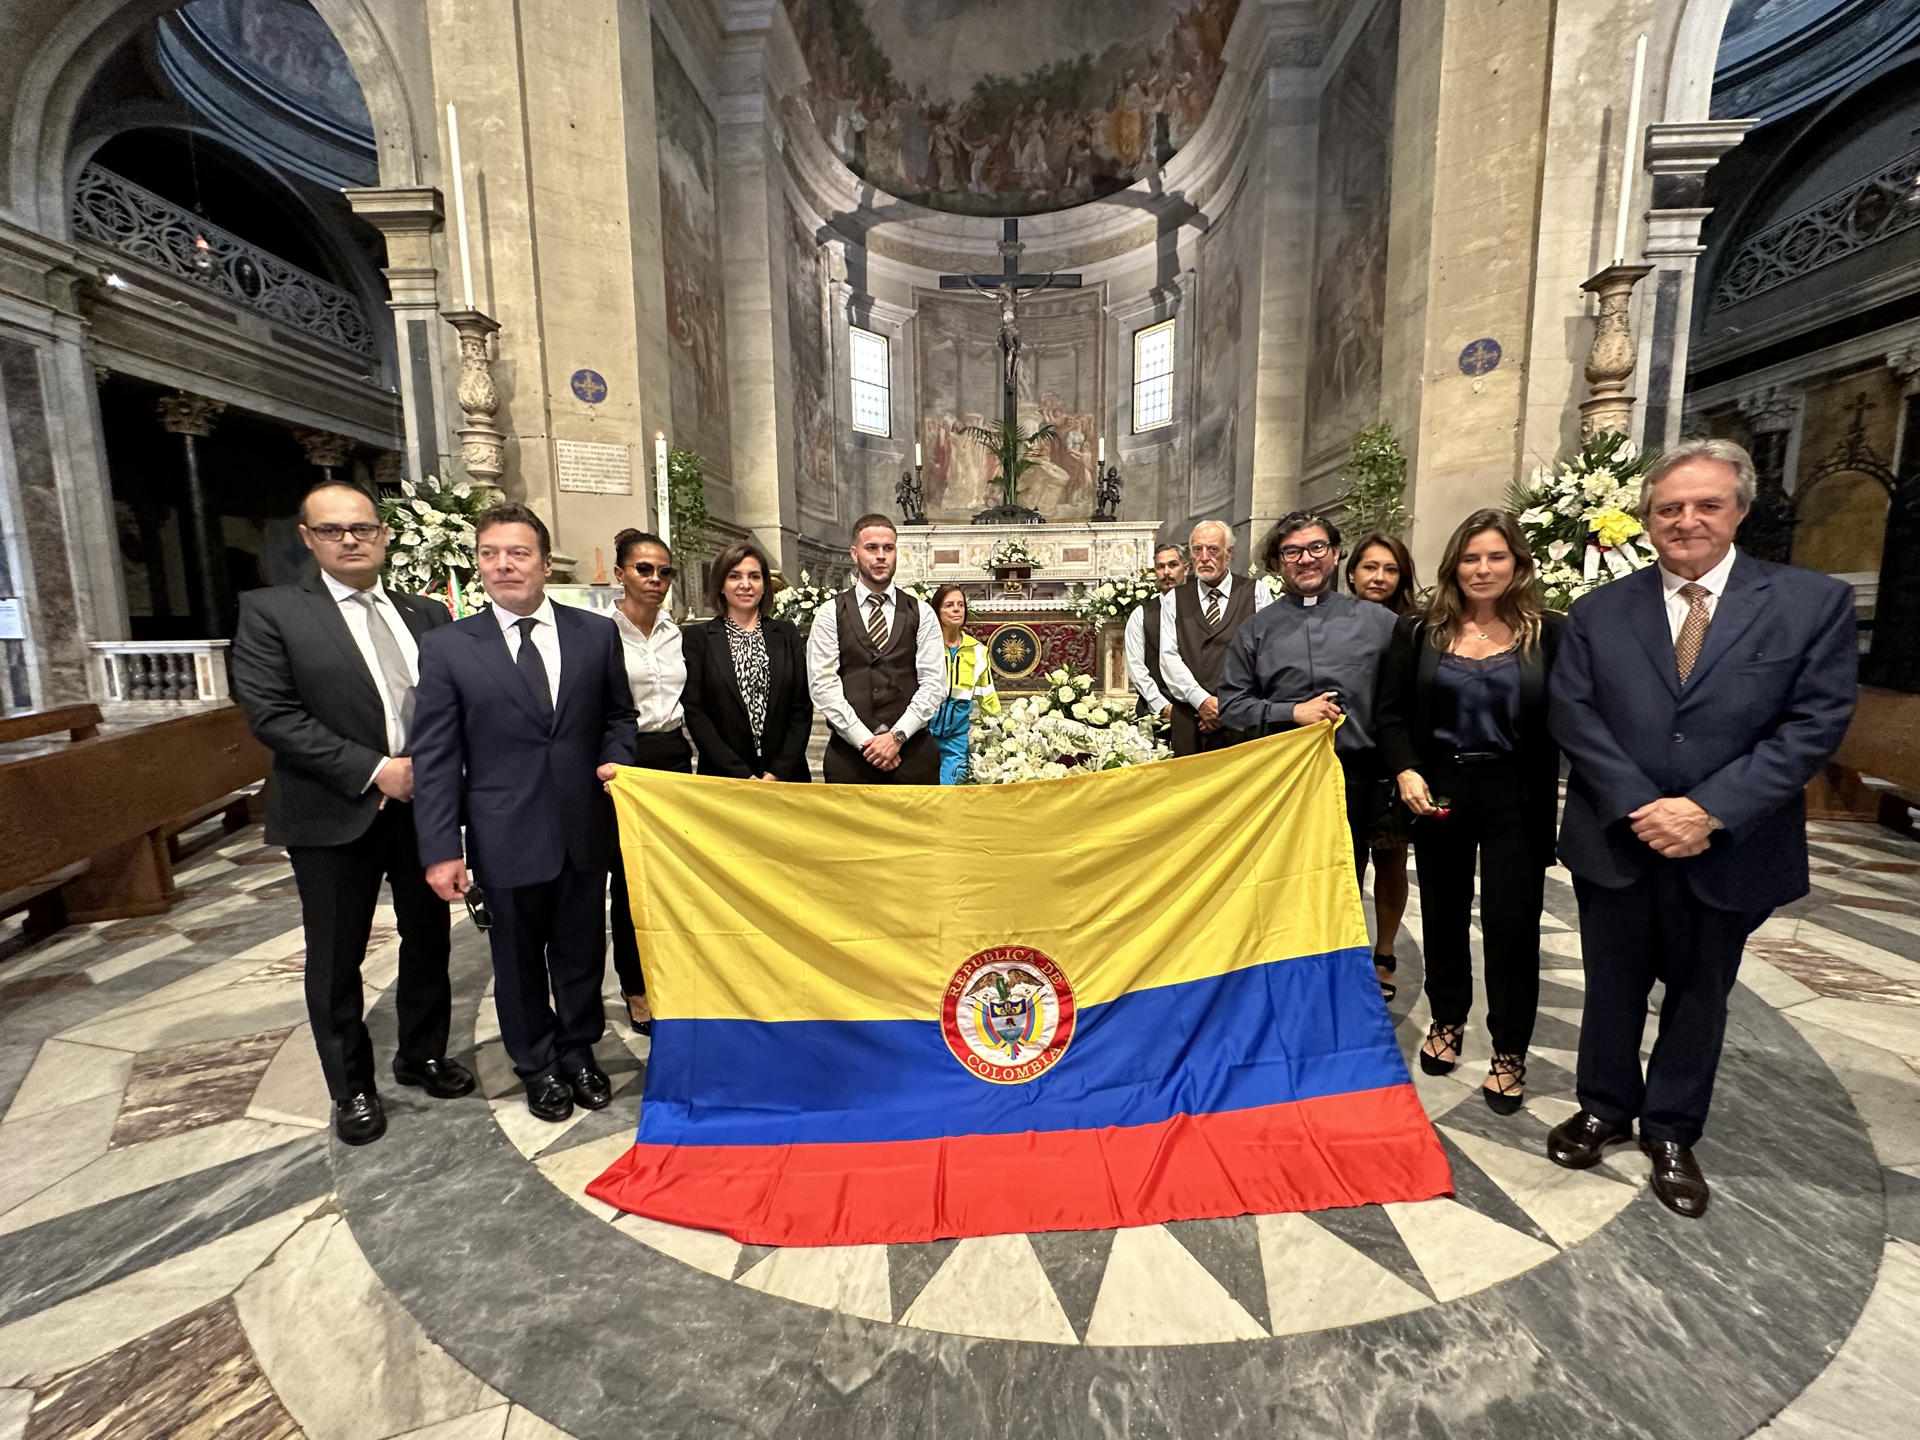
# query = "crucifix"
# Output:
<box><xmin>938</xmin><ymin>218</ymin><xmax>1081</xmax><ymax>431</ymax></box>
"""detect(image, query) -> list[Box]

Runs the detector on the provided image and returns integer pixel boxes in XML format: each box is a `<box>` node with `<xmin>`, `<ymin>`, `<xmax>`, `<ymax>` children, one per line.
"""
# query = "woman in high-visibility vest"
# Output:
<box><xmin>928</xmin><ymin>584</ymin><xmax>999</xmax><ymax>784</ymax></box>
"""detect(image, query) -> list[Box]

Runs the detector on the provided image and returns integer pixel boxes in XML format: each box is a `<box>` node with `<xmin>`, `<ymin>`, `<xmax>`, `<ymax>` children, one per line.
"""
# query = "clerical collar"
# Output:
<box><xmin>1285</xmin><ymin>591</ymin><xmax>1324</xmax><ymax>607</ymax></box>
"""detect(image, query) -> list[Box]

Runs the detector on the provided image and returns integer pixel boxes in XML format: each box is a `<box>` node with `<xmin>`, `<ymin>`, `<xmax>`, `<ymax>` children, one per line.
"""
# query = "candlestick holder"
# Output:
<box><xmin>1092</xmin><ymin>462</ymin><xmax>1123</xmax><ymax>521</ymax></box>
<box><xmin>896</xmin><ymin>463</ymin><xmax>927</xmax><ymax>525</ymax></box>
<box><xmin>442</xmin><ymin>308</ymin><xmax>506</xmax><ymax>489</ymax></box>
<box><xmin>1578</xmin><ymin>265</ymin><xmax>1653</xmax><ymax>439</ymax></box>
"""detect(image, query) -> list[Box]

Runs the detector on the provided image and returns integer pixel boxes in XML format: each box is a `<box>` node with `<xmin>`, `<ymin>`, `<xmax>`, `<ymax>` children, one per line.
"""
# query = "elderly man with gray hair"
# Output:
<box><xmin>1156</xmin><ymin>519</ymin><xmax>1272</xmax><ymax>755</ymax></box>
<box><xmin>1544</xmin><ymin>437</ymin><xmax>1858</xmax><ymax>1219</ymax></box>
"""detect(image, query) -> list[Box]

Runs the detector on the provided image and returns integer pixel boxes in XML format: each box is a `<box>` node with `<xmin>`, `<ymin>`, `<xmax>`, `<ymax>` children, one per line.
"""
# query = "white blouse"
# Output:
<box><xmin>611</xmin><ymin>607</ymin><xmax>686</xmax><ymax>733</ymax></box>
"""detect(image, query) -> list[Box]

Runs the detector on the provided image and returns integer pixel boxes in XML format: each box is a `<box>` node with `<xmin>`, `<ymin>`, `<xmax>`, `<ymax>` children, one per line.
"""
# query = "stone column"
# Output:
<box><xmin>715</xmin><ymin>11</ymin><xmax>801</xmax><ymax>573</ymax></box>
<box><xmin>1578</xmin><ymin>265</ymin><xmax>1653</xmax><ymax>438</ymax></box>
<box><xmin>155</xmin><ymin>391</ymin><xmax>228</xmax><ymax>636</ymax></box>
<box><xmin>1732</xmin><ymin>386</ymin><xmax>1802</xmax><ymax>564</ymax></box>
<box><xmin>293</xmin><ymin>427</ymin><xmax>356</xmax><ymax>480</ymax></box>
<box><xmin>343</xmin><ymin>187</ymin><xmax>450</xmax><ymax>485</ymax></box>
<box><xmin>1381</xmin><ymin>0</ymin><xmax>1557</xmax><ymax>576</ymax></box>
<box><xmin>1633</xmin><ymin>120</ymin><xmax>1752</xmax><ymax>449</ymax></box>
<box><xmin>1867</xmin><ymin>347</ymin><xmax>1920</xmax><ymax>690</ymax></box>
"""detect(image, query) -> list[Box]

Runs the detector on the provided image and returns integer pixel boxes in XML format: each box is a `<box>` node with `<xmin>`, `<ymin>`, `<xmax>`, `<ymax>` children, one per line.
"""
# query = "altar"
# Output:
<box><xmin>896</xmin><ymin>521</ymin><xmax>1158</xmax><ymax>696</ymax></box>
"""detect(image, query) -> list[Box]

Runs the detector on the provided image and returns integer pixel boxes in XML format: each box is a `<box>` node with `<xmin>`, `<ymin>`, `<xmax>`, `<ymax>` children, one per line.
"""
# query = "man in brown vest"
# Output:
<box><xmin>1157</xmin><ymin>520</ymin><xmax>1271</xmax><ymax>755</ymax></box>
<box><xmin>806</xmin><ymin>512</ymin><xmax>945</xmax><ymax>784</ymax></box>
<box><xmin>1127</xmin><ymin>542</ymin><xmax>1188</xmax><ymax>719</ymax></box>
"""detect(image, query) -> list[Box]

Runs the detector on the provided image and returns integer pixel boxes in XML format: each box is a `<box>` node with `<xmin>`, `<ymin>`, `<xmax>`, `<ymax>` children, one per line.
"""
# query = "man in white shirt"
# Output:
<box><xmin>1126</xmin><ymin>542</ymin><xmax>1187</xmax><ymax>718</ymax></box>
<box><xmin>231</xmin><ymin>482</ymin><xmax>471</xmax><ymax>1147</ymax></box>
<box><xmin>806</xmin><ymin>513</ymin><xmax>945</xmax><ymax>784</ymax></box>
<box><xmin>1157</xmin><ymin>519</ymin><xmax>1273</xmax><ymax>754</ymax></box>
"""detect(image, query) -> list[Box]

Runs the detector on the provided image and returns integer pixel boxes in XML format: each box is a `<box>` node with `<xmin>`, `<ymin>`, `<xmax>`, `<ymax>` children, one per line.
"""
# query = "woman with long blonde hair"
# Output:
<box><xmin>1374</xmin><ymin>509</ymin><xmax>1565</xmax><ymax>1114</ymax></box>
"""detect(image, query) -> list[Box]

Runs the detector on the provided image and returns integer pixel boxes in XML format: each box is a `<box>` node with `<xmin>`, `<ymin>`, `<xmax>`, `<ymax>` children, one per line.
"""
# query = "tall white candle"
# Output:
<box><xmin>1098</xmin><ymin>435</ymin><xmax>1105</xmax><ymax>465</ymax></box>
<box><xmin>914</xmin><ymin>442</ymin><xmax>923</xmax><ymax>468</ymax></box>
<box><xmin>446</xmin><ymin>103</ymin><xmax>476</xmax><ymax>310</ymax></box>
<box><xmin>1612</xmin><ymin>35</ymin><xmax>1648</xmax><ymax>266</ymax></box>
<box><xmin>654</xmin><ymin>432</ymin><xmax>671</xmax><ymax>548</ymax></box>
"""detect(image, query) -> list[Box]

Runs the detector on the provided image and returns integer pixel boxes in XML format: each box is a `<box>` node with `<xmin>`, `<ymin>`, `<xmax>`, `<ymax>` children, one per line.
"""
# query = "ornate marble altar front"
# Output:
<box><xmin>895</xmin><ymin>522</ymin><xmax>1159</xmax><ymax>592</ymax></box>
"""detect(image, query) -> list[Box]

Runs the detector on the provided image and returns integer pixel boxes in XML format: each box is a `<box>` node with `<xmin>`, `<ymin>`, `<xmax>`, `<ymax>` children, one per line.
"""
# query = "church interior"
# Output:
<box><xmin>3</xmin><ymin>1</ymin><xmax>1920</xmax><ymax>1436</ymax></box>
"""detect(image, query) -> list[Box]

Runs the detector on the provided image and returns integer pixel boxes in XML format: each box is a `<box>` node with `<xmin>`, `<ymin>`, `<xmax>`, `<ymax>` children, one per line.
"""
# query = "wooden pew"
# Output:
<box><xmin>0</xmin><ymin>705</ymin><xmax>269</xmax><ymax>928</ymax></box>
<box><xmin>0</xmin><ymin>706</ymin><xmax>107</xmax><ymax>935</ymax></box>
<box><xmin>0</xmin><ymin>704</ymin><xmax>101</xmax><ymax>747</ymax></box>
<box><xmin>1806</xmin><ymin>686</ymin><xmax>1920</xmax><ymax>831</ymax></box>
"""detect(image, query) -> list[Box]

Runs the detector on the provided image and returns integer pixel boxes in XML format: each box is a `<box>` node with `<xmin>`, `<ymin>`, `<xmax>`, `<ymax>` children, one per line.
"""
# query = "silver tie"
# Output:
<box><xmin>352</xmin><ymin>591</ymin><xmax>415</xmax><ymax>749</ymax></box>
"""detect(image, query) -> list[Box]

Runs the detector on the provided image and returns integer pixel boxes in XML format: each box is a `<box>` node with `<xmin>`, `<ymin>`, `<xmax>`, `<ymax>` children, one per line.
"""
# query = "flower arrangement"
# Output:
<box><xmin>1066</xmin><ymin>572</ymin><xmax>1161</xmax><ymax>624</ymax></box>
<box><xmin>1509</xmin><ymin>431</ymin><xmax>1659</xmax><ymax>610</ymax></box>
<box><xmin>380</xmin><ymin>474</ymin><xmax>490</xmax><ymax>614</ymax></box>
<box><xmin>984</xmin><ymin>537</ymin><xmax>1045</xmax><ymax>571</ymax></box>
<box><xmin>1254</xmin><ymin>571</ymin><xmax>1285</xmax><ymax>599</ymax></box>
<box><xmin>770</xmin><ymin>570</ymin><xmax>839</xmax><ymax>631</ymax></box>
<box><xmin>966</xmin><ymin>664</ymin><xmax>1170</xmax><ymax>785</ymax></box>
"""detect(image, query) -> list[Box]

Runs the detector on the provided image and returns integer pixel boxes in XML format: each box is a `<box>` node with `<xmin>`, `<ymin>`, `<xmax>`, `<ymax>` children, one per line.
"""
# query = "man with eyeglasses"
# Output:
<box><xmin>230</xmin><ymin>481</ymin><xmax>472</xmax><ymax>1147</ymax></box>
<box><xmin>1156</xmin><ymin>520</ymin><xmax>1271</xmax><ymax>756</ymax></box>
<box><xmin>1217</xmin><ymin>511</ymin><xmax>1396</xmax><ymax>876</ymax></box>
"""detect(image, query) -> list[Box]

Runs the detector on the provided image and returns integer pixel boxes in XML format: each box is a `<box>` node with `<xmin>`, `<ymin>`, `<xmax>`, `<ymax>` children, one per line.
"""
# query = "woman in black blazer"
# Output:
<box><xmin>1375</xmin><ymin>508</ymin><xmax>1564</xmax><ymax>1115</ymax></box>
<box><xmin>683</xmin><ymin>540</ymin><xmax>813</xmax><ymax>782</ymax></box>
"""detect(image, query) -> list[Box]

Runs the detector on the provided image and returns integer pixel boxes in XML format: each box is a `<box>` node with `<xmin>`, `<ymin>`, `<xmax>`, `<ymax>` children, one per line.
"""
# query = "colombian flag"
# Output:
<box><xmin>587</xmin><ymin>725</ymin><xmax>1452</xmax><ymax>1246</ymax></box>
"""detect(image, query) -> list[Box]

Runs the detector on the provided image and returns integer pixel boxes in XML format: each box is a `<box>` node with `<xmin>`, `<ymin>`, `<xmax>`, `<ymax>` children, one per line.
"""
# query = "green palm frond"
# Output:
<box><xmin>958</xmin><ymin>420</ymin><xmax>1060</xmax><ymax>509</ymax></box>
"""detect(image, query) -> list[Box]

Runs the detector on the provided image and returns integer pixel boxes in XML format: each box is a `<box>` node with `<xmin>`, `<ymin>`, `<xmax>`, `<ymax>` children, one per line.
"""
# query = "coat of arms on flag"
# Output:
<box><xmin>588</xmin><ymin>725</ymin><xmax>1452</xmax><ymax>1246</ymax></box>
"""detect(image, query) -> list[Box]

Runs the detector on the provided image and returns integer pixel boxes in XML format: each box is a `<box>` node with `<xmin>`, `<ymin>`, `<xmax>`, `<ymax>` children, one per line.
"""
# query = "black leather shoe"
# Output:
<box><xmin>334</xmin><ymin>1090</ymin><xmax>386</xmax><ymax>1146</ymax></box>
<box><xmin>392</xmin><ymin>1056</ymin><xmax>477</xmax><ymax>1099</ymax></box>
<box><xmin>526</xmin><ymin>1074</ymin><xmax>574</xmax><ymax>1123</ymax></box>
<box><xmin>1546</xmin><ymin>1110</ymin><xmax>1632</xmax><ymax>1170</ymax></box>
<box><xmin>1642</xmin><ymin>1139</ymin><xmax>1710</xmax><ymax>1219</ymax></box>
<box><xmin>568</xmin><ymin>1066</ymin><xmax>613</xmax><ymax>1111</ymax></box>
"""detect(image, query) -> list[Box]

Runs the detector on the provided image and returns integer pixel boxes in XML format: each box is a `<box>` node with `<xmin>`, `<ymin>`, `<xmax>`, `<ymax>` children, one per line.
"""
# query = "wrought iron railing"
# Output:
<box><xmin>71</xmin><ymin>162</ymin><xmax>375</xmax><ymax>357</ymax></box>
<box><xmin>1711</xmin><ymin>146</ymin><xmax>1920</xmax><ymax>310</ymax></box>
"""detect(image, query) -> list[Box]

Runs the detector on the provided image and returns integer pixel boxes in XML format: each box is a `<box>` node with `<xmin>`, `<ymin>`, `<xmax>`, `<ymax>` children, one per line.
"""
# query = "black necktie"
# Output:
<box><xmin>514</xmin><ymin>616</ymin><xmax>554</xmax><ymax>721</ymax></box>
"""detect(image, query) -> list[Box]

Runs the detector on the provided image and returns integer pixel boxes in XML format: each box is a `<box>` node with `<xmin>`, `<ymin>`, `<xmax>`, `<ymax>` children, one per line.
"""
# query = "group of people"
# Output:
<box><xmin>229</xmin><ymin>493</ymin><xmax>990</xmax><ymax>1146</ymax></box>
<box><xmin>1128</xmin><ymin>439</ymin><xmax>1858</xmax><ymax>1218</ymax></box>
<box><xmin>230</xmin><ymin>434</ymin><xmax>1858</xmax><ymax>1225</ymax></box>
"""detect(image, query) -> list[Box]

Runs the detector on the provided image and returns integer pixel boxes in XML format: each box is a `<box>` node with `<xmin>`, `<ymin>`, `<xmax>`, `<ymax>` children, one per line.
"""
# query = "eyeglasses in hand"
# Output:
<box><xmin>305</xmin><ymin>522</ymin><xmax>385</xmax><ymax>543</ymax></box>
<box><xmin>1279</xmin><ymin>540</ymin><xmax>1332</xmax><ymax>562</ymax></box>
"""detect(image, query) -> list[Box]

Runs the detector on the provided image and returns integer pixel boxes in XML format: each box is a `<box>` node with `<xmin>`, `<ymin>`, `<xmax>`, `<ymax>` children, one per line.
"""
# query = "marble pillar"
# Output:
<box><xmin>154</xmin><ymin>391</ymin><xmax>227</xmax><ymax>638</ymax></box>
<box><xmin>1634</xmin><ymin>119</ymin><xmax>1752</xmax><ymax>449</ymax></box>
<box><xmin>421</xmin><ymin>0</ymin><xmax>674</xmax><ymax>566</ymax></box>
<box><xmin>1248</xmin><ymin>71</ymin><xmax>1319</xmax><ymax>541</ymax></box>
<box><xmin>343</xmin><ymin>187</ymin><xmax>450</xmax><ymax>487</ymax></box>
<box><xmin>1733</xmin><ymin>386</ymin><xmax>1802</xmax><ymax>564</ymax></box>
<box><xmin>1382</xmin><ymin>0</ymin><xmax>1557</xmax><ymax>576</ymax></box>
<box><xmin>1866</xmin><ymin>347</ymin><xmax>1920</xmax><ymax>690</ymax></box>
<box><xmin>715</xmin><ymin>12</ymin><xmax>801</xmax><ymax>573</ymax></box>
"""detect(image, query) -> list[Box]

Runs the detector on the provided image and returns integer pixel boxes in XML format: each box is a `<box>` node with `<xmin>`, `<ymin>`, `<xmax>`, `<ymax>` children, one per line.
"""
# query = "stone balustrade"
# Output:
<box><xmin>90</xmin><ymin>640</ymin><xmax>233</xmax><ymax>715</ymax></box>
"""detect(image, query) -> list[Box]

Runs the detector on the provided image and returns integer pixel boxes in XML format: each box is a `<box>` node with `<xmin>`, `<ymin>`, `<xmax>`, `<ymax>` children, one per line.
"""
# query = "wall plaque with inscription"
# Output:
<box><xmin>555</xmin><ymin>439</ymin><xmax>632</xmax><ymax>495</ymax></box>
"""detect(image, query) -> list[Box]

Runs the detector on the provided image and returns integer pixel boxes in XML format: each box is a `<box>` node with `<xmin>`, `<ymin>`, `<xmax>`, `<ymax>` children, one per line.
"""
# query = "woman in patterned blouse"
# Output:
<box><xmin>682</xmin><ymin>541</ymin><xmax>814</xmax><ymax>783</ymax></box>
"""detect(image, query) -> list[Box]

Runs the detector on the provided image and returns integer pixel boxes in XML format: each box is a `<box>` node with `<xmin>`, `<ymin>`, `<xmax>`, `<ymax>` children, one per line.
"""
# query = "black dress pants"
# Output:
<box><xmin>823</xmin><ymin>731</ymin><xmax>938</xmax><ymax>784</ymax></box>
<box><xmin>1572</xmin><ymin>867</ymin><xmax>1769</xmax><ymax>1147</ymax></box>
<box><xmin>287</xmin><ymin>802</ymin><xmax>451</xmax><ymax>1100</ymax></box>
<box><xmin>608</xmin><ymin>729</ymin><xmax>692</xmax><ymax>996</ymax></box>
<box><xmin>487</xmin><ymin>863</ymin><xmax>608</xmax><ymax>1082</ymax></box>
<box><xmin>1411</xmin><ymin>756</ymin><xmax>1545</xmax><ymax>1056</ymax></box>
<box><xmin>1339</xmin><ymin>752</ymin><xmax>1379</xmax><ymax>881</ymax></box>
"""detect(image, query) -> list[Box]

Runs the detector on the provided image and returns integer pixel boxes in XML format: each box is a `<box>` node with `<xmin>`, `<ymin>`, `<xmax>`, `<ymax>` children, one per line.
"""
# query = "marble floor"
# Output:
<box><xmin>1</xmin><ymin>813</ymin><xmax>1918</xmax><ymax>1439</ymax></box>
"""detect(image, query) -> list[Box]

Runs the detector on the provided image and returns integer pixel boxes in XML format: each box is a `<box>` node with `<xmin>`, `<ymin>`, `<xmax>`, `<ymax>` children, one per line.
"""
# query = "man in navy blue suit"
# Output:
<box><xmin>1545</xmin><ymin>439</ymin><xmax>1857</xmax><ymax>1217</ymax></box>
<box><xmin>412</xmin><ymin>504</ymin><xmax>637</xmax><ymax>1124</ymax></box>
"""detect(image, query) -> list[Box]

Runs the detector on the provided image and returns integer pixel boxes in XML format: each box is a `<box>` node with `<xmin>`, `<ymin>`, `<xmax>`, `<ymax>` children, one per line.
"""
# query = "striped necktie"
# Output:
<box><xmin>1203</xmin><ymin>587</ymin><xmax>1223</xmax><ymax>630</ymax></box>
<box><xmin>1675</xmin><ymin>583</ymin><xmax>1712</xmax><ymax>682</ymax></box>
<box><xmin>866</xmin><ymin>593</ymin><xmax>889</xmax><ymax>649</ymax></box>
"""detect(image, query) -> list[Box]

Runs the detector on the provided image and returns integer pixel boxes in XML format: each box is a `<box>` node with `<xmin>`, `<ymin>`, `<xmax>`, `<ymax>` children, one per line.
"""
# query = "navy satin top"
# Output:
<box><xmin>1433</xmin><ymin>649</ymin><xmax>1522</xmax><ymax>753</ymax></box>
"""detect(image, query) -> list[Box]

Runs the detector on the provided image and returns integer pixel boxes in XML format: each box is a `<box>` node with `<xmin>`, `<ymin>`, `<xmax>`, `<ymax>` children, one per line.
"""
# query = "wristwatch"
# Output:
<box><xmin>891</xmin><ymin>728</ymin><xmax>908</xmax><ymax>745</ymax></box>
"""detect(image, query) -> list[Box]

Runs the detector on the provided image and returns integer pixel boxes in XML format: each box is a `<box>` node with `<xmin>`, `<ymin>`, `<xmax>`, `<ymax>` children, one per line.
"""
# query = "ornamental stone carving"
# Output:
<box><xmin>442</xmin><ymin>309</ymin><xmax>505</xmax><ymax>488</ymax></box>
<box><xmin>293</xmin><ymin>427</ymin><xmax>356</xmax><ymax>472</ymax></box>
<box><xmin>1579</xmin><ymin>265</ymin><xmax>1653</xmax><ymax>438</ymax></box>
<box><xmin>155</xmin><ymin>391</ymin><xmax>225</xmax><ymax>437</ymax></box>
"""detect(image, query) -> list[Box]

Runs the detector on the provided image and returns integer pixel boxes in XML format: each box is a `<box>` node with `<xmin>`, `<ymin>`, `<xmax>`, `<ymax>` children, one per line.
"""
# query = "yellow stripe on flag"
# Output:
<box><xmin>612</xmin><ymin>724</ymin><xmax>1364</xmax><ymax>1024</ymax></box>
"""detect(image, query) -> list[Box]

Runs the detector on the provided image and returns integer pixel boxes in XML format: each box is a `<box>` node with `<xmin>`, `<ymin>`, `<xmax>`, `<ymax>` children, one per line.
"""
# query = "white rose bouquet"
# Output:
<box><xmin>770</xmin><ymin>570</ymin><xmax>838</xmax><ymax>631</ymax></box>
<box><xmin>966</xmin><ymin>663</ymin><xmax>1169</xmax><ymax>784</ymax></box>
<box><xmin>984</xmin><ymin>537</ymin><xmax>1044</xmax><ymax>570</ymax></box>
<box><xmin>379</xmin><ymin>474</ymin><xmax>488</xmax><ymax>614</ymax></box>
<box><xmin>1509</xmin><ymin>430</ymin><xmax>1658</xmax><ymax>610</ymax></box>
<box><xmin>1066</xmin><ymin>572</ymin><xmax>1160</xmax><ymax>624</ymax></box>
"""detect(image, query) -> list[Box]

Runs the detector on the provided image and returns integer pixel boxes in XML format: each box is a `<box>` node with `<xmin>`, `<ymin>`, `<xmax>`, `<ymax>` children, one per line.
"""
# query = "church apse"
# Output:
<box><xmin>781</xmin><ymin>0</ymin><xmax>1241</xmax><ymax>216</ymax></box>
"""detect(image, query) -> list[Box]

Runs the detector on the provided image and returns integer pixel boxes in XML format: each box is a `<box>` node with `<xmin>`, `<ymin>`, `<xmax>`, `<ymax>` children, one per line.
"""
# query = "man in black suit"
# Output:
<box><xmin>230</xmin><ymin>482</ymin><xmax>475</xmax><ymax>1147</ymax></box>
<box><xmin>412</xmin><ymin>503</ymin><xmax>637</xmax><ymax>1124</ymax></box>
<box><xmin>1546</xmin><ymin>439</ymin><xmax>1859</xmax><ymax>1217</ymax></box>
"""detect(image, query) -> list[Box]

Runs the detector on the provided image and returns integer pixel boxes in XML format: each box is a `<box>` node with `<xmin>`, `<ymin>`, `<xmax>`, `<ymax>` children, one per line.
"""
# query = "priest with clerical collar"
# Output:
<box><xmin>1217</xmin><ymin>510</ymin><xmax>1396</xmax><ymax>876</ymax></box>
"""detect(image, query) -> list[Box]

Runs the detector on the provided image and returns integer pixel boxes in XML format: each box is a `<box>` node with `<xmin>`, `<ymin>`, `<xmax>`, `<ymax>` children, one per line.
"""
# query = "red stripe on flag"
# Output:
<box><xmin>585</xmin><ymin>1085</ymin><xmax>1452</xmax><ymax>1248</ymax></box>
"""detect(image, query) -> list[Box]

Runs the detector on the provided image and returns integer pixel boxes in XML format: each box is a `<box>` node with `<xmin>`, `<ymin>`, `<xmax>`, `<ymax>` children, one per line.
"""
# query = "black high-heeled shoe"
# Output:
<box><xmin>621</xmin><ymin>992</ymin><xmax>652</xmax><ymax>1037</ymax></box>
<box><xmin>1419</xmin><ymin>1021</ymin><xmax>1464</xmax><ymax>1075</ymax></box>
<box><xmin>1483</xmin><ymin>1052</ymin><xmax>1527</xmax><ymax>1116</ymax></box>
<box><xmin>1373</xmin><ymin>952</ymin><xmax>1397</xmax><ymax>1003</ymax></box>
